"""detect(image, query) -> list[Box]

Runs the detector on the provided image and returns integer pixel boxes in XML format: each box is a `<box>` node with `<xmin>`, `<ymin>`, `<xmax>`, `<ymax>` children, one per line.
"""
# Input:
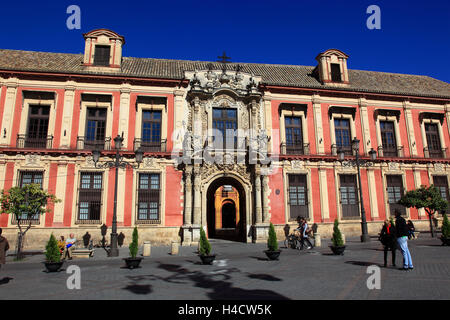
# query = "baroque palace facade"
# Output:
<box><xmin>0</xmin><ymin>29</ymin><xmax>449</xmax><ymax>248</ymax></box>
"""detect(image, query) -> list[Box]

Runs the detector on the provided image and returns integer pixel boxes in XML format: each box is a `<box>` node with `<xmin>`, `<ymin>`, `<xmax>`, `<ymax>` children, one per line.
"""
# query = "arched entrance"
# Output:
<box><xmin>206</xmin><ymin>176</ymin><xmax>246</xmax><ymax>242</ymax></box>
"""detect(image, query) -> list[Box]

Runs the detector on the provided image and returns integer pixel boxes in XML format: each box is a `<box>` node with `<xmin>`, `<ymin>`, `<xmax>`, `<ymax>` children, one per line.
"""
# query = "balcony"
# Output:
<box><xmin>280</xmin><ymin>142</ymin><xmax>310</xmax><ymax>155</ymax></box>
<box><xmin>133</xmin><ymin>138</ymin><xmax>167</xmax><ymax>152</ymax></box>
<box><xmin>331</xmin><ymin>144</ymin><xmax>353</xmax><ymax>156</ymax></box>
<box><xmin>77</xmin><ymin>136</ymin><xmax>111</xmax><ymax>151</ymax></box>
<box><xmin>16</xmin><ymin>134</ymin><xmax>53</xmax><ymax>149</ymax></box>
<box><xmin>424</xmin><ymin>147</ymin><xmax>448</xmax><ymax>159</ymax></box>
<box><xmin>377</xmin><ymin>146</ymin><xmax>404</xmax><ymax>158</ymax></box>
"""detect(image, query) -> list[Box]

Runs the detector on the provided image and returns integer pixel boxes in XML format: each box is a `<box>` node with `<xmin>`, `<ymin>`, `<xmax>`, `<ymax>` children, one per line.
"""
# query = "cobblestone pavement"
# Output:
<box><xmin>0</xmin><ymin>235</ymin><xmax>449</xmax><ymax>300</ymax></box>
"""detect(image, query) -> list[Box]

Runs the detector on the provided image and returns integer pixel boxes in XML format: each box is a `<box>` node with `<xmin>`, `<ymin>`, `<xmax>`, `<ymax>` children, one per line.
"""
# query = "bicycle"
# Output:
<box><xmin>284</xmin><ymin>232</ymin><xmax>301</xmax><ymax>250</ymax></box>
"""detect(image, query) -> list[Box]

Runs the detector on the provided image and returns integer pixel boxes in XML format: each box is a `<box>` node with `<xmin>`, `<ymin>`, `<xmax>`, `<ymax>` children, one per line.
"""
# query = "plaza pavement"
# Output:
<box><xmin>0</xmin><ymin>234</ymin><xmax>449</xmax><ymax>300</ymax></box>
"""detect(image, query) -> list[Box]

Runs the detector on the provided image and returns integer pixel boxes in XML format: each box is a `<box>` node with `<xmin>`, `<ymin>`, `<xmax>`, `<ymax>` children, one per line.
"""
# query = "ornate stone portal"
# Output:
<box><xmin>181</xmin><ymin>65</ymin><xmax>271</xmax><ymax>245</ymax></box>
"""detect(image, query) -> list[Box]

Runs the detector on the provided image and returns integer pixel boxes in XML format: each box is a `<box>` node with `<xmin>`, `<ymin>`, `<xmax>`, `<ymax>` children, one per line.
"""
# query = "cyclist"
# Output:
<box><xmin>299</xmin><ymin>217</ymin><xmax>313</xmax><ymax>250</ymax></box>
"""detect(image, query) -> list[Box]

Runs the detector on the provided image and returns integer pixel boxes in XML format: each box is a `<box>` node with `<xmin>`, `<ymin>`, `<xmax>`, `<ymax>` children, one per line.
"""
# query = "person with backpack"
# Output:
<box><xmin>395</xmin><ymin>210</ymin><xmax>414</xmax><ymax>271</ymax></box>
<box><xmin>379</xmin><ymin>219</ymin><xmax>397</xmax><ymax>267</ymax></box>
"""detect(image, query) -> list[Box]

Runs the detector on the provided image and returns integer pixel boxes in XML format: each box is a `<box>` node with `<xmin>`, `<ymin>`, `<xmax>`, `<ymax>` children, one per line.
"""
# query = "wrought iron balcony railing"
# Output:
<box><xmin>280</xmin><ymin>142</ymin><xmax>310</xmax><ymax>155</ymax></box>
<box><xmin>424</xmin><ymin>147</ymin><xmax>448</xmax><ymax>159</ymax></box>
<box><xmin>77</xmin><ymin>136</ymin><xmax>111</xmax><ymax>151</ymax></box>
<box><xmin>133</xmin><ymin>138</ymin><xmax>167</xmax><ymax>152</ymax></box>
<box><xmin>377</xmin><ymin>145</ymin><xmax>404</xmax><ymax>158</ymax></box>
<box><xmin>16</xmin><ymin>134</ymin><xmax>53</xmax><ymax>149</ymax></box>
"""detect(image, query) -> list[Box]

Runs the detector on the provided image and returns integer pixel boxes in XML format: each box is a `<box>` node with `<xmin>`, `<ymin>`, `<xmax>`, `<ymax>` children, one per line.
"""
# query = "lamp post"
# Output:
<box><xmin>339</xmin><ymin>139</ymin><xmax>377</xmax><ymax>243</ymax></box>
<box><xmin>92</xmin><ymin>134</ymin><xmax>143</xmax><ymax>257</ymax></box>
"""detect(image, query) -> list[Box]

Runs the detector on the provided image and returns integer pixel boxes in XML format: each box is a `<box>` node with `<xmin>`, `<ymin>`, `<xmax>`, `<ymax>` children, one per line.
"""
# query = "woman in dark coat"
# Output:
<box><xmin>0</xmin><ymin>228</ymin><xmax>10</xmax><ymax>269</ymax></box>
<box><xmin>379</xmin><ymin>220</ymin><xmax>397</xmax><ymax>267</ymax></box>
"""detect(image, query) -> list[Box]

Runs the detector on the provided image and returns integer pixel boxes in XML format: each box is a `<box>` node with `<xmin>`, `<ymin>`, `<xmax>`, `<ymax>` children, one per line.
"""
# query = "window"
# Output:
<box><xmin>339</xmin><ymin>175</ymin><xmax>359</xmax><ymax>218</ymax></box>
<box><xmin>386</xmin><ymin>175</ymin><xmax>406</xmax><ymax>216</ymax></box>
<box><xmin>212</xmin><ymin>108</ymin><xmax>237</xmax><ymax>149</ymax></box>
<box><xmin>93</xmin><ymin>45</ymin><xmax>111</xmax><ymax>66</ymax></box>
<box><xmin>85</xmin><ymin>108</ymin><xmax>107</xmax><ymax>150</ymax></box>
<box><xmin>288</xmin><ymin>174</ymin><xmax>308</xmax><ymax>220</ymax></box>
<box><xmin>380</xmin><ymin>121</ymin><xmax>397</xmax><ymax>157</ymax></box>
<box><xmin>12</xmin><ymin>171</ymin><xmax>44</xmax><ymax>223</ymax></box>
<box><xmin>141</xmin><ymin>110</ymin><xmax>162</xmax><ymax>151</ymax></box>
<box><xmin>137</xmin><ymin>173</ymin><xmax>160</xmax><ymax>223</ymax></box>
<box><xmin>285</xmin><ymin>116</ymin><xmax>303</xmax><ymax>154</ymax></box>
<box><xmin>331</xmin><ymin>63</ymin><xmax>342</xmax><ymax>82</ymax></box>
<box><xmin>425</xmin><ymin>123</ymin><xmax>443</xmax><ymax>158</ymax></box>
<box><xmin>335</xmin><ymin>118</ymin><xmax>352</xmax><ymax>155</ymax></box>
<box><xmin>77</xmin><ymin>172</ymin><xmax>103</xmax><ymax>223</ymax></box>
<box><xmin>433</xmin><ymin>176</ymin><xmax>449</xmax><ymax>214</ymax></box>
<box><xmin>26</xmin><ymin>105</ymin><xmax>50</xmax><ymax>148</ymax></box>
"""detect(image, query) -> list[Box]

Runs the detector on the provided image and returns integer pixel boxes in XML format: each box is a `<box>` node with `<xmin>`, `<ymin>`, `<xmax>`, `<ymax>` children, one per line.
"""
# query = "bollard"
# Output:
<box><xmin>143</xmin><ymin>241</ymin><xmax>151</xmax><ymax>257</ymax></box>
<box><xmin>171</xmin><ymin>241</ymin><xmax>179</xmax><ymax>255</ymax></box>
<box><xmin>314</xmin><ymin>233</ymin><xmax>321</xmax><ymax>248</ymax></box>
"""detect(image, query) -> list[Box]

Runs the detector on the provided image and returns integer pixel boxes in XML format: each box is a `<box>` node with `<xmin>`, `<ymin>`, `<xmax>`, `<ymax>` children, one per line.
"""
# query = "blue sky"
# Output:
<box><xmin>0</xmin><ymin>0</ymin><xmax>449</xmax><ymax>82</ymax></box>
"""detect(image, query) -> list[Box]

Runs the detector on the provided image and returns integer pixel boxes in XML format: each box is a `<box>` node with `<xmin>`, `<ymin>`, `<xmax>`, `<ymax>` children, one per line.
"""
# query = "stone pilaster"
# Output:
<box><xmin>403</xmin><ymin>101</ymin><xmax>417</xmax><ymax>156</ymax></box>
<box><xmin>59</xmin><ymin>83</ymin><xmax>76</xmax><ymax>148</ymax></box>
<box><xmin>191</xmin><ymin>165</ymin><xmax>202</xmax><ymax>242</ymax></box>
<box><xmin>182</xmin><ymin>166</ymin><xmax>193</xmax><ymax>246</ymax></box>
<box><xmin>119</xmin><ymin>86</ymin><xmax>131</xmax><ymax>149</ymax></box>
<box><xmin>359</xmin><ymin>98</ymin><xmax>371</xmax><ymax>154</ymax></box>
<box><xmin>0</xmin><ymin>80</ymin><xmax>18</xmax><ymax>146</ymax></box>
<box><xmin>262</xmin><ymin>173</ymin><xmax>270</xmax><ymax>223</ymax></box>
<box><xmin>318</xmin><ymin>165</ymin><xmax>329</xmax><ymax>221</ymax></box>
<box><xmin>312</xmin><ymin>94</ymin><xmax>324</xmax><ymax>154</ymax></box>
<box><xmin>445</xmin><ymin>104</ymin><xmax>450</xmax><ymax>139</ymax></box>
<box><xmin>367</xmin><ymin>167</ymin><xmax>378</xmax><ymax>219</ymax></box>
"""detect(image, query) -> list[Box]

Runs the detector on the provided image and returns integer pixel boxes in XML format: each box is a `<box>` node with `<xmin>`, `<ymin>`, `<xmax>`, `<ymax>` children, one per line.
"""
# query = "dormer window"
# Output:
<box><xmin>315</xmin><ymin>49</ymin><xmax>349</xmax><ymax>84</ymax></box>
<box><xmin>93</xmin><ymin>45</ymin><xmax>111</xmax><ymax>66</ymax></box>
<box><xmin>83</xmin><ymin>29</ymin><xmax>125</xmax><ymax>68</ymax></box>
<box><xmin>330</xmin><ymin>63</ymin><xmax>342</xmax><ymax>82</ymax></box>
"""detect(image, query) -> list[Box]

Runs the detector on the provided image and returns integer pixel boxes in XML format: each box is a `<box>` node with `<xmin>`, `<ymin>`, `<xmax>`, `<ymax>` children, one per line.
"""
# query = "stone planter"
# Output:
<box><xmin>44</xmin><ymin>261</ymin><xmax>64</xmax><ymax>272</ymax></box>
<box><xmin>329</xmin><ymin>246</ymin><xmax>346</xmax><ymax>255</ymax></box>
<box><xmin>199</xmin><ymin>254</ymin><xmax>216</xmax><ymax>265</ymax></box>
<box><xmin>264</xmin><ymin>250</ymin><xmax>281</xmax><ymax>260</ymax></box>
<box><xmin>123</xmin><ymin>257</ymin><xmax>143</xmax><ymax>269</ymax></box>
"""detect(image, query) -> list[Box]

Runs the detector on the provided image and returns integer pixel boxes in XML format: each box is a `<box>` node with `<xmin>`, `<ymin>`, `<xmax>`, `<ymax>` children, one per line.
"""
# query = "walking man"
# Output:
<box><xmin>395</xmin><ymin>210</ymin><xmax>414</xmax><ymax>271</ymax></box>
<box><xmin>0</xmin><ymin>228</ymin><xmax>10</xmax><ymax>270</ymax></box>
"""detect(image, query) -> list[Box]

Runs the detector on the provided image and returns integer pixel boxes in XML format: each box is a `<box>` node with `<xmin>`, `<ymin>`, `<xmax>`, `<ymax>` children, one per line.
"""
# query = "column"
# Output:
<box><xmin>367</xmin><ymin>168</ymin><xmax>379</xmax><ymax>219</ymax></box>
<box><xmin>403</xmin><ymin>101</ymin><xmax>417</xmax><ymax>156</ymax></box>
<box><xmin>59</xmin><ymin>83</ymin><xmax>76</xmax><ymax>148</ymax></box>
<box><xmin>0</xmin><ymin>80</ymin><xmax>18</xmax><ymax>146</ymax></box>
<box><xmin>255</xmin><ymin>172</ymin><xmax>262</xmax><ymax>224</ymax></box>
<box><xmin>318</xmin><ymin>165</ymin><xmax>329</xmax><ymax>221</ymax></box>
<box><xmin>119</xmin><ymin>86</ymin><xmax>131</xmax><ymax>149</ymax></box>
<box><xmin>312</xmin><ymin>94</ymin><xmax>325</xmax><ymax>154</ymax></box>
<box><xmin>262</xmin><ymin>173</ymin><xmax>270</xmax><ymax>223</ymax></box>
<box><xmin>173</xmin><ymin>89</ymin><xmax>185</xmax><ymax>150</ymax></box>
<box><xmin>182</xmin><ymin>166</ymin><xmax>193</xmax><ymax>245</ymax></box>
<box><xmin>359</xmin><ymin>98</ymin><xmax>371</xmax><ymax>154</ymax></box>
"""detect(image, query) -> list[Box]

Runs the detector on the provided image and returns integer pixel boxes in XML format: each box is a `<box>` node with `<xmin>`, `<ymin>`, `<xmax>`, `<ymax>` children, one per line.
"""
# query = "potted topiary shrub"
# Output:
<box><xmin>123</xmin><ymin>227</ymin><xmax>143</xmax><ymax>269</ymax></box>
<box><xmin>440</xmin><ymin>213</ymin><xmax>450</xmax><ymax>246</ymax></box>
<box><xmin>330</xmin><ymin>219</ymin><xmax>346</xmax><ymax>255</ymax></box>
<box><xmin>198</xmin><ymin>227</ymin><xmax>215</xmax><ymax>265</ymax></box>
<box><xmin>44</xmin><ymin>234</ymin><xmax>64</xmax><ymax>272</ymax></box>
<box><xmin>264</xmin><ymin>223</ymin><xmax>281</xmax><ymax>260</ymax></box>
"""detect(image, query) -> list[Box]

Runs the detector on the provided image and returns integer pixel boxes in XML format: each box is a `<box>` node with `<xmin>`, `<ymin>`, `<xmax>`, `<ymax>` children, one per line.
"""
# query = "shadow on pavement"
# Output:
<box><xmin>0</xmin><ymin>277</ymin><xmax>13</xmax><ymax>285</ymax></box>
<box><xmin>123</xmin><ymin>262</ymin><xmax>290</xmax><ymax>300</ymax></box>
<box><xmin>123</xmin><ymin>284</ymin><xmax>152</xmax><ymax>295</ymax></box>
<box><xmin>345</xmin><ymin>261</ymin><xmax>382</xmax><ymax>267</ymax></box>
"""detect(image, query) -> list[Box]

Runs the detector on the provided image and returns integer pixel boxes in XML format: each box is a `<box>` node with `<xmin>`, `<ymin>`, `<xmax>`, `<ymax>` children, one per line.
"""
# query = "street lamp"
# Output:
<box><xmin>338</xmin><ymin>138</ymin><xmax>377</xmax><ymax>243</ymax></box>
<box><xmin>92</xmin><ymin>134</ymin><xmax>143</xmax><ymax>257</ymax></box>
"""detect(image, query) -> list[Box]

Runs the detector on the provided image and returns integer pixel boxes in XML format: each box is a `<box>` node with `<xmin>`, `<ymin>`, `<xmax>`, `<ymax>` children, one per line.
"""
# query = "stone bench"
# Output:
<box><xmin>71</xmin><ymin>248</ymin><xmax>95</xmax><ymax>259</ymax></box>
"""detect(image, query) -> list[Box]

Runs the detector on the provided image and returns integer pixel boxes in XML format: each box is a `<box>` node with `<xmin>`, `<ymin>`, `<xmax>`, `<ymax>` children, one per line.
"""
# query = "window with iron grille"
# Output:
<box><xmin>26</xmin><ymin>105</ymin><xmax>50</xmax><ymax>148</ymax></box>
<box><xmin>285</xmin><ymin>116</ymin><xmax>303</xmax><ymax>154</ymax></box>
<box><xmin>12</xmin><ymin>171</ymin><xmax>44</xmax><ymax>223</ymax></box>
<box><xmin>77</xmin><ymin>172</ymin><xmax>103</xmax><ymax>223</ymax></box>
<box><xmin>339</xmin><ymin>174</ymin><xmax>359</xmax><ymax>218</ymax></box>
<box><xmin>380</xmin><ymin>121</ymin><xmax>397</xmax><ymax>157</ymax></box>
<box><xmin>386</xmin><ymin>175</ymin><xmax>406</xmax><ymax>216</ymax></box>
<box><xmin>425</xmin><ymin>123</ymin><xmax>442</xmax><ymax>158</ymax></box>
<box><xmin>288</xmin><ymin>174</ymin><xmax>308</xmax><ymax>220</ymax></box>
<box><xmin>137</xmin><ymin>173</ymin><xmax>160</xmax><ymax>223</ymax></box>
<box><xmin>335</xmin><ymin>118</ymin><xmax>352</xmax><ymax>155</ymax></box>
<box><xmin>331</xmin><ymin>63</ymin><xmax>342</xmax><ymax>82</ymax></box>
<box><xmin>213</xmin><ymin>108</ymin><xmax>237</xmax><ymax>149</ymax></box>
<box><xmin>141</xmin><ymin>110</ymin><xmax>162</xmax><ymax>151</ymax></box>
<box><xmin>85</xmin><ymin>108</ymin><xmax>107</xmax><ymax>149</ymax></box>
<box><xmin>433</xmin><ymin>176</ymin><xmax>449</xmax><ymax>214</ymax></box>
<box><xmin>93</xmin><ymin>45</ymin><xmax>111</xmax><ymax>66</ymax></box>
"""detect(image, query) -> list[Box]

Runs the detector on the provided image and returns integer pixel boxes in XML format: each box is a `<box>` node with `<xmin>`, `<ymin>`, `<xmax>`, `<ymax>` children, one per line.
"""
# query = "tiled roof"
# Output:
<box><xmin>0</xmin><ymin>49</ymin><xmax>449</xmax><ymax>99</ymax></box>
